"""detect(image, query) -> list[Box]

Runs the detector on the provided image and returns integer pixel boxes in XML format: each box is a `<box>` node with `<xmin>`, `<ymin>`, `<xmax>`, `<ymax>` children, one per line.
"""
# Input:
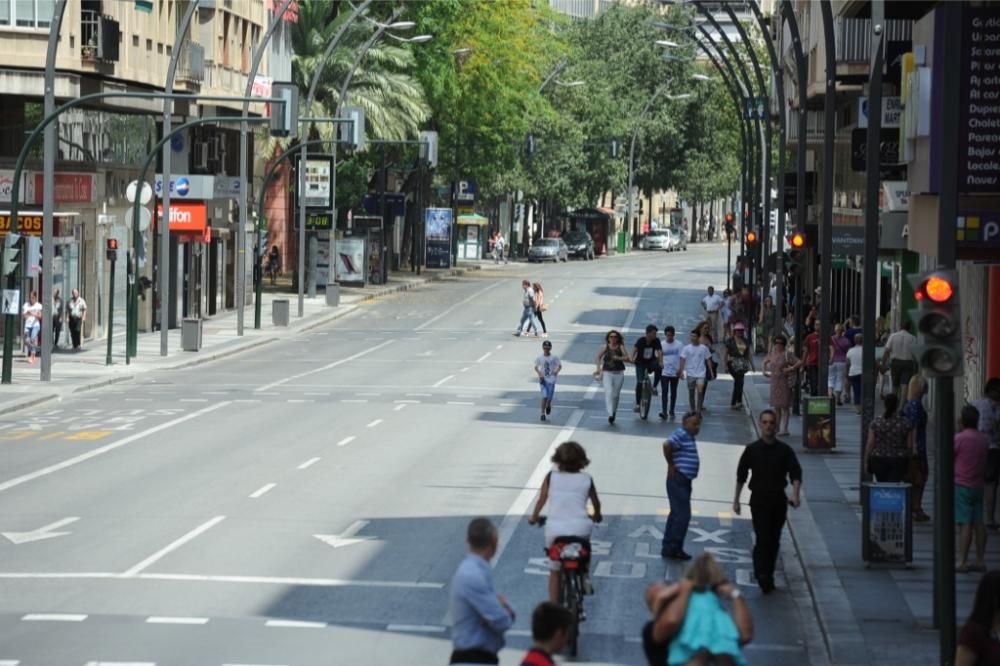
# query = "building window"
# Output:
<box><xmin>3</xmin><ymin>0</ymin><xmax>53</xmax><ymax>28</ymax></box>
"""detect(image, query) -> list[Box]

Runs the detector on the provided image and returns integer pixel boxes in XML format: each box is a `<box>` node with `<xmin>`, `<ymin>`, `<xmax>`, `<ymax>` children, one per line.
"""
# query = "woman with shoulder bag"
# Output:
<box><xmin>725</xmin><ymin>322</ymin><xmax>755</xmax><ymax>411</ymax></box>
<box><xmin>864</xmin><ymin>394</ymin><xmax>916</xmax><ymax>483</ymax></box>
<box><xmin>594</xmin><ymin>330</ymin><xmax>630</xmax><ymax>425</ymax></box>
<box><xmin>762</xmin><ymin>335</ymin><xmax>801</xmax><ymax>437</ymax></box>
<box><xmin>532</xmin><ymin>282</ymin><xmax>548</xmax><ymax>337</ymax></box>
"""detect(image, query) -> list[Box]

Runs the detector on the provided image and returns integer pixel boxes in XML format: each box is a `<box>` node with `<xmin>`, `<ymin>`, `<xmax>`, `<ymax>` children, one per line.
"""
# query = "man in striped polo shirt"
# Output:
<box><xmin>661</xmin><ymin>412</ymin><xmax>702</xmax><ymax>560</ymax></box>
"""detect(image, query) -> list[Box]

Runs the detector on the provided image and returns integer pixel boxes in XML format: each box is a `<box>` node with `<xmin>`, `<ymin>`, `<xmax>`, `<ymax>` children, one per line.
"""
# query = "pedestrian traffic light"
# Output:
<box><xmin>106</xmin><ymin>238</ymin><xmax>119</xmax><ymax>262</ymax></box>
<box><xmin>2</xmin><ymin>234</ymin><xmax>21</xmax><ymax>276</ymax></box>
<box><xmin>745</xmin><ymin>230</ymin><xmax>758</xmax><ymax>247</ymax></box>
<box><xmin>908</xmin><ymin>268</ymin><xmax>962</xmax><ymax>377</ymax></box>
<box><xmin>724</xmin><ymin>213</ymin><xmax>735</xmax><ymax>238</ymax></box>
<box><xmin>790</xmin><ymin>231</ymin><xmax>806</xmax><ymax>249</ymax></box>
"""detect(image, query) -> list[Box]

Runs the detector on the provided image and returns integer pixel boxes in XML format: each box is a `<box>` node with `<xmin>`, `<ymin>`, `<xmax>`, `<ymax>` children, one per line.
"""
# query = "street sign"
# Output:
<box><xmin>454</xmin><ymin>179</ymin><xmax>477</xmax><ymax>204</ymax></box>
<box><xmin>126</xmin><ymin>180</ymin><xmax>153</xmax><ymax>205</ymax></box>
<box><xmin>125</xmin><ymin>207</ymin><xmax>152</xmax><ymax>233</ymax></box>
<box><xmin>1</xmin><ymin>289</ymin><xmax>18</xmax><ymax>315</ymax></box>
<box><xmin>743</xmin><ymin>95</ymin><xmax>767</xmax><ymax>120</ymax></box>
<box><xmin>858</xmin><ymin>96</ymin><xmax>902</xmax><ymax>129</ymax></box>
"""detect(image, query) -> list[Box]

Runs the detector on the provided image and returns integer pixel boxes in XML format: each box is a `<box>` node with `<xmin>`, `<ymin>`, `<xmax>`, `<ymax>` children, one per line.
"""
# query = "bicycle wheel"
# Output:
<box><xmin>640</xmin><ymin>377</ymin><xmax>652</xmax><ymax>420</ymax></box>
<box><xmin>561</xmin><ymin>572</ymin><xmax>580</xmax><ymax>657</ymax></box>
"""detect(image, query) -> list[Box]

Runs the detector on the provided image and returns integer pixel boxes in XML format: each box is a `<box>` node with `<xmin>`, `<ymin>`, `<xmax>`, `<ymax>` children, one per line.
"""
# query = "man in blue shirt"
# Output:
<box><xmin>661</xmin><ymin>412</ymin><xmax>702</xmax><ymax>560</ymax></box>
<box><xmin>450</xmin><ymin>518</ymin><xmax>515</xmax><ymax>664</ymax></box>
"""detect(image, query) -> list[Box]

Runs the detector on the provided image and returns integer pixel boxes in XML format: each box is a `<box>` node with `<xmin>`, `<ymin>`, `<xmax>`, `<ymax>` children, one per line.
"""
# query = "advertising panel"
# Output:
<box><xmin>335</xmin><ymin>237</ymin><xmax>365</xmax><ymax>285</ymax></box>
<box><xmin>154</xmin><ymin>174</ymin><xmax>215</xmax><ymax>199</ymax></box>
<box><xmin>958</xmin><ymin>9</ymin><xmax>1000</xmax><ymax>192</ymax></box>
<box><xmin>425</xmin><ymin>207</ymin><xmax>452</xmax><ymax>269</ymax></box>
<box><xmin>31</xmin><ymin>173</ymin><xmax>95</xmax><ymax>204</ymax></box>
<box><xmin>303</xmin><ymin>159</ymin><xmax>333</xmax><ymax>209</ymax></box>
<box><xmin>157</xmin><ymin>202</ymin><xmax>208</xmax><ymax>232</ymax></box>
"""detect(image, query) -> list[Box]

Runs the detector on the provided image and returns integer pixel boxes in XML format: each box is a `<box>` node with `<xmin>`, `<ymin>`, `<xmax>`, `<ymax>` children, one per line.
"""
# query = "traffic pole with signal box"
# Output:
<box><xmin>105</xmin><ymin>238</ymin><xmax>118</xmax><ymax>366</ymax></box>
<box><xmin>908</xmin><ymin>269</ymin><xmax>963</xmax><ymax>377</ymax></box>
<box><xmin>787</xmin><ymin>230</ymin><xmax>807</xmax><ymax>415</ymax></box>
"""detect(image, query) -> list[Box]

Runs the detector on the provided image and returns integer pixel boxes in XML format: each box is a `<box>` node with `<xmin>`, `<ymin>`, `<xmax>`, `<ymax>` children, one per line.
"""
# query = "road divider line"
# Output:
<box><xmin>447</xmin><ymin>401</ymin><xmax>474</xmax><ymax>406</ymax></box>
<box><xmin>394</xmin><ymin>404</ymin><xmax>407</xmax><ymax>412</ymax></box>
<box><xmin>366</xmin><ymin>419</ymin><xmax>383</xmax><ymax>428</ymax></box>
<box><xmin>459</xmin><ymin>367</ymin><xmax>470</xmax><ymax>373</ymax></box>
<box><xmin>255</xmin><ymin>339</ymin><xmax>395</xmax><ymax>392</ymax></box>
<box><xmin>336</xmin><ymin>436</ymin><xmax>356</xmax><ymax>447</ymax></box>
<box><xmin>0</xmin><ymin>660</ymin><xmax>20</xmax><ymax>665</ymax></box>
<box><xmin>0</xmin><ymin>571</ymin><xmax>445</xmax><ymax>589</ymax></box>
<box><xmin>84</xmin><ymin>662</ymin><xmax>156</xmax><ymax>666</ymax></box>
<box><xmin>250</xmin><ymin>483</ymin><xmax>277</xmax><ymax>499</ymax></box>
<box><xmin>394</xmin><ymin>399</ymin><xmax>420</xmax><ymax>404</ymax></box>
<box><xmin>432</xmin><ymin>375</ymin><xmax>455</xmax><ymax>388</ymax></box>
<box><xmin>146</xmin><ymin>616</ymin><xmax>209</xmax><ymax>625</ymax></box>
<box><xmin>297</xmin><ymin>457</ymin><xmax>321</xmax><ymax>470</ymax></box>
<box><xmin>415</xmin><ymin>281</ymin><xmax>499</xmax><ymax>331</ymax></box>
<box><xmin>22</xmin><ymin>613</ymin><xmax>87</xmax><ymax>622</ymax></box>
<box><xmin>122</xmin><ymin>516</ymin><xmax>226</xmax><ymax>577</ymax></box>
<box><xmin>265</xmin><ymin>619</ymin><xmax>326</xmax><ymax>629</ymax></box>
<box><xmin>476</xmin><ymin>352</ymin><xmax>492</xmax><ymax>363</ymax></box>
<box><xmin>0</xmin><ymin>402</ymin><xmax>231</xmax><ymax>495</ymax></box>
<box><xmin>341</xmin><ymin>399</ymin><xmax>368</xmax><ymax>404</ymax></box>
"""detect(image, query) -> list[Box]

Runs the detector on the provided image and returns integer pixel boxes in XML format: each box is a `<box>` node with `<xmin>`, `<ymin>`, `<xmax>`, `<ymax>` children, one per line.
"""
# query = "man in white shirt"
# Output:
<box><xmin>534</xmin><ymin>340</ymin><xmax>562</xmax><ymax>422</ymax></box>
<box><xmin>678</xmin><ymin>330</ymin><xmax>715</xmax><ymax>417</ymax></box>
<box><xmin>659</xmin><ymin>326</ymin><xmax>685</xmax><ymax>420</ymax></box>
<box><xmin>880</xmin><ymin>320</ymin><xmax>916</xmax><ymax>399</ymax></box>
<box><xmin>701</xmin><ymin>286</ymin><xmax>725</xmax><ymax>341</ymax></box>
<box><xmin>514</xmin><ymin>280</ymin><xmax>541</xmax><ymax>337</ymax></box>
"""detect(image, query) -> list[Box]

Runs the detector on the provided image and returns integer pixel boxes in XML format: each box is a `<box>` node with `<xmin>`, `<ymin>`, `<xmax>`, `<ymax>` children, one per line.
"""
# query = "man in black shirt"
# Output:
<box><xmin>733</xmin><ymin>409</ymin><xmax>803</xmax><ymax>594</ymax></box>
<box><xmin>633</xmin><ymin>324</ymin><xmax>663</xmax><ymax>412</ymax></box>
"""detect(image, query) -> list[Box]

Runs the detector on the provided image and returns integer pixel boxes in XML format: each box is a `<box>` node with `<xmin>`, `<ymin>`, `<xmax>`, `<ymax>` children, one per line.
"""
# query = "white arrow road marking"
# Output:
<box><xmin>628</xmin><ymin>525</ymin><xmax>664</xmax><ymax>539</ymax></box>
<box><xmin>691</xmin><ymin>528</ymin><xmax>729</xmax><ymax>543</ymax></box>
<box><xmin>2</xmin><ymin>517</ymin><xmax>79</xmax><ymax>545</ymax></box>
<box><xmin>314</xmin><ymin>520</ymin><xmax>375</xmax><ymax>549</ymax></box>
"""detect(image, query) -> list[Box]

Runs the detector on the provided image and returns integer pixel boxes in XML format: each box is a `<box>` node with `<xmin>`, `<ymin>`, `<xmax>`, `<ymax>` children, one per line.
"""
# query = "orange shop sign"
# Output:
<box><xmin>157</xmin><ymin>202</ymin><xmax>207</xmax><ymax>232</ymax></box>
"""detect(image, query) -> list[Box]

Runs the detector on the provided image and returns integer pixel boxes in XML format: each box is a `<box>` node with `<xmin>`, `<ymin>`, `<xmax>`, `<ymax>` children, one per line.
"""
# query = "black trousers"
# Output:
<box><xmin>534</xmin><ymin>309</ymin><xmax>547</xmax><ymax>334</ymax></box>
<box><xmin>730</xmin><ymin>371</ymin><xmax>746</xmax><ymax>407</ymax></box>
<box><xmin>69</xmin><ymin>316</ymin><xmax>83</xmax><ymax>349</ymax></box>
<box><xmin>805</xmin><ymin>365</ymin><xmax>819</xmax><ymax>396</ymax></box>
<box><xmin>750</xmin><ymin>495</ymin><xmax>788</xmax><ymax>585</ymax></box>
<box><xmin>660</xmin><ymin>376</ymin><xmax>679</xmax><ymax>415</ymax></box>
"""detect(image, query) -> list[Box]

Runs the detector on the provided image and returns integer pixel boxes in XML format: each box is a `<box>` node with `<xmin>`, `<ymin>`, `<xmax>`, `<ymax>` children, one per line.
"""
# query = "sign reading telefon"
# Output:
<box><xmin>156</xmin><ymin>202</ymin><xmax>207</xmax><ymax>232</ymax></box>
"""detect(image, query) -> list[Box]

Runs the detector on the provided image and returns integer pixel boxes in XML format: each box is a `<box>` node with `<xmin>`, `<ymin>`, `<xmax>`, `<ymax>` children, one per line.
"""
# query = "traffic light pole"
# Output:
<box><xmin>106</xmin><ymin>250</ymin><xmax>116</xmax><ymax>367</ymax></box>
<box><xmin>818</xmin><ymin>0</ymin><xmax>836</xmax><ymax>397</ymax></box>
<box><xmin>933</xmin><ymin>3</ymin><xmax>962</xmax><ymax>660</ymax></box>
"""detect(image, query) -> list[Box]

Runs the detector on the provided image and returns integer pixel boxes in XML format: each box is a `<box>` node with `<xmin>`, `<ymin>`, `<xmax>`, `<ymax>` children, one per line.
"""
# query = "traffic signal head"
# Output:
<box><xmin>790</xmin><ymin>231</ymin><xmax>806</xmax><ymax>249</ymax></box>
<box><xmin>725</xmin><ymin>212</ymin><xmax>734</xmax><ymax>224</ymax></box>
<box><xmin>2</xmin><ymin>234</ymin><xmax>21</xmax><ymax>276</ymax></box>
<box><xmin>106</xmin><ymin>238</ymin><xmax>119</xmax><ymax>262</ymax></box>
<box><xmin>745</xmin><ymin>230</ymin><xmax>758</xmax><ymax>247</ymax></box>
<box><xmin>908</xmin><ymin>268</ymin><xmax>962</xmax><ymax>377</ymax></box>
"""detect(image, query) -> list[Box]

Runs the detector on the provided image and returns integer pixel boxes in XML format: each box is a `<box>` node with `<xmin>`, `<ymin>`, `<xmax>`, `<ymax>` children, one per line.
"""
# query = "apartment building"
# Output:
<box><xmin>0</xmin><ymin>0</ymin><xmax>293</xmax><ymax>347</ymax></box>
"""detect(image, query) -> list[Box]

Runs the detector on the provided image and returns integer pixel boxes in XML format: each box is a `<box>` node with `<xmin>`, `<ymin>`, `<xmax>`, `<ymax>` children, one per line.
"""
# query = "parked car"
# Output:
<box><xmin>528</xmin><ymin>238</ymin><xmax>569</xmax><ymax>263</ymax></box>
<box><xmin>668</xmin><ymin>227</ymin><xmax>688</xmax><ymax>251</ymax></box>
<box><xmin>641</xmin><ymin>230</ymin><xmax>671</xmax><ymax>251</ymax></box>
<box><xmin>562</xmin><ymin>229</ymin><xmax>595</xmax><ymax>260</ymax></box>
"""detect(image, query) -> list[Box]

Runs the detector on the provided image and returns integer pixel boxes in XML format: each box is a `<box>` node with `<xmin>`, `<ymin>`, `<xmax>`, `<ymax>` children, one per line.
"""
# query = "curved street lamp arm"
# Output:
<box><xmin>308</xmin><ymin>0</ymin><xmax>375</xmax><ymax>112</ymax></box>
<box><xmin>336</xmin><ymin>7</ymin><xmax>405</xmax><ymax>115</ymax></box>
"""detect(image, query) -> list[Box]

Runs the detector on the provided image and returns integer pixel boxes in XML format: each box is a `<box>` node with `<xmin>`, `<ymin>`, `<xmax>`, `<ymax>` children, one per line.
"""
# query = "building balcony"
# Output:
<box><xmin>176</xmin><ymin>42</ymin><xmax>205</xmax><ymax>88</ymax></box>
<box><xmin>80</xmin><ymin>9</ymin><xmax>119</xmax><ymax>63</ymax></box>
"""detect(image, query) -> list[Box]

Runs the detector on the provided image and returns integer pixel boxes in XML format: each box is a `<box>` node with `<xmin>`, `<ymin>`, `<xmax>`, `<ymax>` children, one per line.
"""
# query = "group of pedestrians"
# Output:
<box><xmin>514</xmin><ymin>279</ymin><xmax>549</xmax><ymax>338</ymax></box>
<box><xmin>20</xmin><ymin>287</ymin><xmax>87</xmax><ymax>363</ymax></box>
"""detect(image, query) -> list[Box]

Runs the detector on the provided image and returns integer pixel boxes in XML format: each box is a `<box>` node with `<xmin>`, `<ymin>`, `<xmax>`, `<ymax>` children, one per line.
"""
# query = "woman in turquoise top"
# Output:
<box><xmin>652</xmin><ymin>552</ymin><xmax>753</xmax><ymax>665</ymax></box>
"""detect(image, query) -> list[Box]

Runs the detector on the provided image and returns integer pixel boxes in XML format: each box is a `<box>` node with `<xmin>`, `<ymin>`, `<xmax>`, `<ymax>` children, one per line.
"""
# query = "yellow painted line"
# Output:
<box><xmin>718</xmin><ymin>511</ymin><xmax>733</xmax><ymax>527</ymax></box>
<box><xmin>38</xmin><ymin>432</ymin><xmax>67</xmax><ymax>441</ymax></box>
<box><xmin>0</xmin><ymin>431</ymin><xmax>35</xmax><ymax>441</ymax></box>
<box><xmin>64</xmin><ymin>431</ymin><xmax>113</xmax><ymax>441</ymax></box>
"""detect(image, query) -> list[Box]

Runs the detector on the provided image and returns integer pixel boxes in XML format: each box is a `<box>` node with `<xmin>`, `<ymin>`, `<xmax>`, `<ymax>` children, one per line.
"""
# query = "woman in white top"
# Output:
<box><xmin>845</xmin><ymin>333</ymin><xmax>864</xmax><ymax>413</ymax></box>
<box><xmin>21</xmin><ymin>291</ymin><xmax>42</xmax><ymax>364</ymax></box>
<box><xmin>529</xmin><ymin>441</ymin><xmax>603</xmax><ymax>603</ymax></box>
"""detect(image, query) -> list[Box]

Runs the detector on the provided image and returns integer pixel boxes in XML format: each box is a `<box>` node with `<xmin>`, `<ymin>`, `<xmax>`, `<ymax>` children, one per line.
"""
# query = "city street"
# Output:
<box><xmin>0</xmin><ymin>245</ymin><xmax>814</xmax><ymax>665</ymax></box>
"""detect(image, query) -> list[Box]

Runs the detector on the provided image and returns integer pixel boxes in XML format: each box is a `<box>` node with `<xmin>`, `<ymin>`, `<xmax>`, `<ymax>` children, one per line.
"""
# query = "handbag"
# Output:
<box><xmin>784</xmin><ymin>351</ymin><xmax>798</xmax><ymax>389</ymax></box>
<box><xmin>540</xmin><ymin>303</ymin><xmax>549</xmax><ymax>312</ymax></box>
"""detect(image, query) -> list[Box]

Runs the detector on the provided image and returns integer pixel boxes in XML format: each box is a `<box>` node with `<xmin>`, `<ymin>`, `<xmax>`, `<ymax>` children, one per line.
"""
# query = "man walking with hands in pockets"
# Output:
<box><xmin>733</xmin><ymin>409</ymin><xmax>803</xmax><ymax>594</ymax></box>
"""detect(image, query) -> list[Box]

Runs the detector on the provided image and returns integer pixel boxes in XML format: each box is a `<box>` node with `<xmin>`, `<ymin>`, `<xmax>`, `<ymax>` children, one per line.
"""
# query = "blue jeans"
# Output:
<box><xmin>516</xmin><ymin>306</ymin><xmax>540</xmax><ymax>335</ymax></box>
<box><xmin>662</xmin><ymin>473</ymin><xmax>692</xmax><ymax>554</ymax></box>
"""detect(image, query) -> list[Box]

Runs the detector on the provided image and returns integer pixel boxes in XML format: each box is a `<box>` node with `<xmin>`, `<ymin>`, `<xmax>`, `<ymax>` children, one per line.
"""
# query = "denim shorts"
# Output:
<box><xmin>539</xmin><ymin>380</ymin><xmax>556</xmax><ymax>400</ymax></box>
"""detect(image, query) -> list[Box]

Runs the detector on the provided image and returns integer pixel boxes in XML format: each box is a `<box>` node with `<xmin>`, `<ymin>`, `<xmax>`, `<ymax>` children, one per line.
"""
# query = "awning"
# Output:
<box><xmin>457</xmin><ymin>214</ymin><xmax>489</xmax><ymax>226</ymax></box>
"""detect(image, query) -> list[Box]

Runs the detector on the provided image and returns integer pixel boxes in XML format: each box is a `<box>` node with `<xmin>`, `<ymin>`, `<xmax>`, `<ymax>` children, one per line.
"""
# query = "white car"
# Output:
<box><xmin>641</xmin><ymin>230</ymin><xmax>671</xmax><ymax>251</ymax></box>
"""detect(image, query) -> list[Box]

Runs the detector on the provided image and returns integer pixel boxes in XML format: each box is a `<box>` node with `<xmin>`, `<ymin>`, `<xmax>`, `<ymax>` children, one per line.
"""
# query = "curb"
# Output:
<box><xmin>0</xmin><ymin>392</ymin><xmax>61</xmax><ymax>417</ymax></box>
<box><xmin>742</xmin><ymin>374</ymin><xmax>863</xmax><ymax>666</ymax></box>
<box><xmin>72</xmin><ymin>374</ymin><xmax>137</xmax><ymax>394</ymax></box>
<box><xmin>160</xmin><ymin>336</ymin><xmax>280</xmax><ymax>372</ymax></box>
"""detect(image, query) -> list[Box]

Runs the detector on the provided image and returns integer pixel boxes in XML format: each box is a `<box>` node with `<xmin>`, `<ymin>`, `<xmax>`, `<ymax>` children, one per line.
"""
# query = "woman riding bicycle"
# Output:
<box><xmin>528</xmin><ymin>441</ymin><xmax>603</xmax><ymax>604</ymax></box>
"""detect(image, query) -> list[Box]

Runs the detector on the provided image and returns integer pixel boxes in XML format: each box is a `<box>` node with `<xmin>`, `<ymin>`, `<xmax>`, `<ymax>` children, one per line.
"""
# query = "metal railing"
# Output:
<box><xmin>177</xmin><ymin>41</ymin><xmax>205</xmax><ymax>83</ymax></box>
<box><xmin>837</xmin><ymin>17</ymin><xmax>912</xmax><ymax>63</ymax></box>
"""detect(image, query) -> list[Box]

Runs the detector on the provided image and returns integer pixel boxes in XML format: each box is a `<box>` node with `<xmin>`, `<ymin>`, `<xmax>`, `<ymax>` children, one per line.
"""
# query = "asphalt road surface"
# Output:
<box><xmin>0</xmin><ymin>245</ymin><xmax>811</xmax><ymax>665</ymax></box>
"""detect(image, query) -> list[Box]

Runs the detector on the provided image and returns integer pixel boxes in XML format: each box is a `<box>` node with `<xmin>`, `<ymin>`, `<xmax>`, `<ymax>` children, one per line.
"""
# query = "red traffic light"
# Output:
<box><xmin>725</xmin><ymin>212</ymin><xmax>734</xmax><ymax>223</ymax></box>
<box><xmin>106</xmin><ymin>238</ymin><xmax>118</xmax><ymax>250</ymax></box>
<box><xmin>790</xmin><ymin>232</ymin><xmax>805</xmax><ymax>249</ymax></box>
<box><xmin>924</xmin><ymin>275</ymin><xmax>954</xmax><ymax>303</ymax></box>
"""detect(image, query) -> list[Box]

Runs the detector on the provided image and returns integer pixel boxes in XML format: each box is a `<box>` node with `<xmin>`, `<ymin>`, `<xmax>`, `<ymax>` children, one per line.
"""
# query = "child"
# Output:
<box><xmin>520</xmin><ymin>602</ymin><xmax>573</xmax><ymax>666</ymax></box>
<box><xmin>535</xmin><ymin>340</ymin><xmax>562</xmax><ymax>421</ymax></box>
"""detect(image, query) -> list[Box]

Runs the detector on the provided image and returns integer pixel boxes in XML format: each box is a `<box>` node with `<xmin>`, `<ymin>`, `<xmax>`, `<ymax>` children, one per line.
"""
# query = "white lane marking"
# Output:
<box><xmin>387</xmin><ymin>624</ymin><xmax>446</xmax><ymax>633</ymax></box>
<box><xmin>500</xmin><ymin>402</ymin><xmax>522</xmax><ymax>407</ymax></box>
<box><xmin>265</xmin><ymin>619</ymin><xmax>326</xmax><ymax>629</ymax></box>
<box><xmin>496</xmin><ymin>344</ymin><xmax>503</xmax><ymax>350</ymax></box>
<box><xmin>124</xmin><ymin>398</ymin><xmax>152</xmax><ymax>402</ymax></box>
<box><xmin>222</xmin><ymin>664</ymin><xmax>287</xmax><ymax>666</ymax></box>
<box><xmin>447</xmin><ymin>401</ymin><xmax>474</xmax><ymax>406</ymax></box>
<box><xmin>233</xmin><ymin>399</ymin><xmax>262</xmax><ymax>403</ymax></box>
<box><xmin>0</xmin><ymin>571</ymin><xmax>443</xmax><ymax>589</ymax></box>
<box><xmin>180</xmin><ymin>398</ymin><xmax>208</xmax><ymax>403</ymax></box>
<box><xmin>0</xmin><ymin>660</ymin><xmax>20</xmax><ymax>665</ymax></box>
<box><xmin>201</xmin><ymin>391</ymin><xmax>228</xmax><ymax>395</ymax></box>
<box><xmin>122</xmin><ymin>516</ymin><xmax>226</xmax><ymax>577</ymax></box>
<box><xmin>432</xmin><ymin>375</ymin><xmax>455</xmax><ymax>388</ymax></box>
<box><xmin>476</xmin><ymin>352</ymin><xmax>492</xmax><ymax>363</ymax></box>
<box><xmin>407</xmin><ymin>393</ymin><xmax>431</xmax><ymax>397</ymax></box>
<box><xmin>255</xmin><ymin>339</ymin><xmax>395</xmax><ymax>392</ymax></box>
<box><xmin>494</xmin><ymin>409</ymin><xmax>585</xmax><ymax>567</ymax></box>
<box><xmin>303</xmin><ymin>392</ymin><xmax>330</xmax><ymax>396</ymax></box>
<box><xmin>0</xmin><ymin>402</ymin><xmax>231</xmax><ymax>495</ymax></box>
<box><xmin>415</xmin><ymin>281</ymin><xmax>499</xmax><ymax>331</ymax></box>
<box><xmin>366</xmin><ymin>419</ymin><xmax>383</xmax><ymax>428</ymax></box>
<box><xmin>250</xmin><ymin>483</ymin><xmax>277</xmax><ymax>499</ymax></box>
<box><xmin>146</xmin><ymin>616</ymin><xmax>209</xmax><ymax>625</ymax></box>
<box><xmin>341</xmin><ymin>399</ymin><xmax>368</xmax><ymax>404</ymax></box>
<box><xmin>22</xmin><ymin>613</ymin><xmax>87</xmax><ymax>622</ymax></box>
<box><xmin>622</xmin><ymin>279</ymin><xmax>652</xmax><ymax>333</ymax></box>
<box><xmin>336</xmin><ymin>436</ymin><xmax>356</xmax><ymax>447</ymax></box>
<box><xmin>297</xmin><ymin>457</ymin><xmax>321</xmax><ymax>470</ymax></box>
<box><xmin>472</xmin><ymin>320</ymin><xmax>484</xmax><ymax>326</ymax></box>
<box><xmin>356</xmin><ymin>392</ymin><xmax>381</xmax><ymax>397</ymax></box>
<box><xmin>394</xmin><ymin>399</ymin><xmax>420</xmax><ymax>404</ymax></box>
<box><xmin>84</xmin><ymin>662</ymin><xmax>156</xmax><ymax>666</ymax></box>
<box><xmin>459</xmin><ymin>367</ymin><xmax>470</xmax><ymax>373</ymax></box>
<box><xmin>394</xmin><ymin>404</ymin><xmax>407</xmax><ymax>412</ymax></box>
<box><xmin>285</xmin><ymin>399</ymin><xmax>314</xmax><ymax>404</ymax></box>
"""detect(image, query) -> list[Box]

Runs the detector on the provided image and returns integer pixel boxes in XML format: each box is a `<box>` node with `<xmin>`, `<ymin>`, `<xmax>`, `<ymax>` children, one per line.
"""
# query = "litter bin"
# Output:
<box><xmin>861</xmin><ymin>482</ymin><xmax>912</xmax><ymax>564</ymax></box>
<box><xmin>325</xmin><ymin>283</ymin><xmax>340</xmax><ymax>307</ymax></box>
<box><xmin>272</xmin><ymin>299</ymin><xmax>290</xmax><ymax>327</ymax></box>
<box><xmin>617</xmin><ymin>231</ymin><xmax>628</xmax><ymax>255</ymax></box>
<box><xmin>181</xmin><ymin>318</ymin><xmax>202</xmax><ymax>352</ymax></box>
<box><xmin>802</xmin><ymin>396</ymin><xmax>836</xmax><ymax>450</ymax></box>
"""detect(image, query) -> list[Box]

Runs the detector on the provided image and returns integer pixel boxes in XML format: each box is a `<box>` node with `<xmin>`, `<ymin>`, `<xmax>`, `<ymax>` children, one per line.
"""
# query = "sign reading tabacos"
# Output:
<box><xmin>157</xmin><ymin>202</ymin><xmax>207</xmax><ymax>232</ymax></box>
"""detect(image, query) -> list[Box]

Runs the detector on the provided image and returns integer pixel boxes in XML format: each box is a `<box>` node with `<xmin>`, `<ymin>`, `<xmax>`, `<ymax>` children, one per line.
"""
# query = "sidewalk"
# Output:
<box><xmin>742</xmin><ymin>357</ymin><xmax>990</xmax><ymax>665</ymax></box>
<box><xmin>0</xmin><ymin>260</ymin><xmax>515</xmax><ymax>416</ymax></box>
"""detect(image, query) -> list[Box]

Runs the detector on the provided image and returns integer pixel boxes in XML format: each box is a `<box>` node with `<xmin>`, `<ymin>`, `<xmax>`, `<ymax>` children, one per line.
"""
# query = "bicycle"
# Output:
<box><xmin>638</xmin><ymin>366</ymin><xmax>654</xmax><ymax>420</ymax></box>
<box><xmin>531</xmin><ymin>516</ymin><xmax>592</xmax><ymax>657</ymax></box>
